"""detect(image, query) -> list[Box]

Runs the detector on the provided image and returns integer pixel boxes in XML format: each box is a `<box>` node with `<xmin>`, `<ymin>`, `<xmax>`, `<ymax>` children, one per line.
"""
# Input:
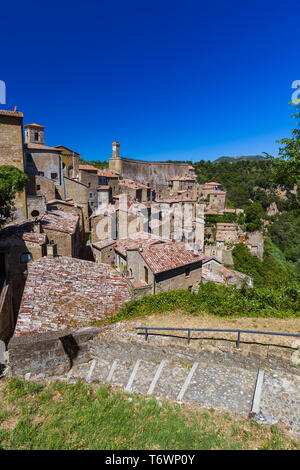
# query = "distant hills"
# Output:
<box><xmin>214</xmin><ymin>155</ymin><xmax>266</xmax><ymax>163</ymax></box>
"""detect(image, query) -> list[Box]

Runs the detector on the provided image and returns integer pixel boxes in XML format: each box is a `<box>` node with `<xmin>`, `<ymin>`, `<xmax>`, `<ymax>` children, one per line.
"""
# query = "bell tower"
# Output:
<box><xmin>24</xmin><ymin>123</ymin><xmax>45</xmax><ymax>145</ymax></box>
<box><xmin>109</xmin><ymin>140</ymin><xmax>122</xmax><ymax>173</ymax></box>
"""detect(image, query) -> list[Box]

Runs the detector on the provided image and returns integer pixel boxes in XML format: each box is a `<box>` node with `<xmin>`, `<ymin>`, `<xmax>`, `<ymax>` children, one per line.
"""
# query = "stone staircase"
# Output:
<box><xmin>51</xmin><ymin>353</ymin><xmax>300</xmax><ymax>433</ymax></box>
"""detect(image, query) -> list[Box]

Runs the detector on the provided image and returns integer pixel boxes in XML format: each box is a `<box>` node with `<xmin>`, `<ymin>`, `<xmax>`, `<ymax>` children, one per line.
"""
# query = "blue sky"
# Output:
<box><xmin>1</xmin><ymin>0</ymin><xmax>299</xmax><ymax>162</ymax></box>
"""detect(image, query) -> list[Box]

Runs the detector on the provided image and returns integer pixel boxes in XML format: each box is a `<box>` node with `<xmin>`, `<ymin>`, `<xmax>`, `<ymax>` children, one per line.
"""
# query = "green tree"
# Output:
<box><xmin>0</xmin><ymin>165</ymin><xmax>28</xmax><ymax>227</ymax></box>
<box><xmin>244</xmin><ymin>202</ymin><xmax>265</xmax><ymax>232</ymax></box>
<box><xmin>265</xmin><ymin>100</ymin><xmax>300</xmax><ymax>187</ymax></box>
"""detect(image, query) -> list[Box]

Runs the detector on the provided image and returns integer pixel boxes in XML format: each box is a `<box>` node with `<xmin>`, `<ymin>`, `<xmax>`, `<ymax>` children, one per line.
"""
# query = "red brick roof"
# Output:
<box><xmin>15</xmin><ymin>257</ymin><xmax>131</xmax><ymax>335</ymax></box>
<box><xmin>140</xmin><ymin>242</ymin><xmax>203</xmax><ymax>274</ymax></box>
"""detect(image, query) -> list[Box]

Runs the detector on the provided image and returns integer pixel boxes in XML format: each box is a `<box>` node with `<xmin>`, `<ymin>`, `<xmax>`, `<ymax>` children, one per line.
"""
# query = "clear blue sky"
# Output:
<box><xmin>1</xmin><ymin>0</ymin><xmax>299</xmax><ymax>162</ymax></box>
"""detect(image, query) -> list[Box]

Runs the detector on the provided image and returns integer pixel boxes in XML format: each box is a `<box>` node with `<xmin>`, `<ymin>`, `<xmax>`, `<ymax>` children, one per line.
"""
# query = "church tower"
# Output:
<box><xmin>109</xmin><ymin>140</ymin><xmax>122</xmax><ymax>174</ymax></box>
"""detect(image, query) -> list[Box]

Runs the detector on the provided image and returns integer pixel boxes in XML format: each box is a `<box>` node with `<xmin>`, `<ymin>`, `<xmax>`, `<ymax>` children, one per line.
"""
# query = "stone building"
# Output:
<box><xmin>109</xmin><ymin>140</ymin><xmax>192</xmax><ymax>188</ymax></box>
<box><xmin>216</xmin><ymin>222</ymin><xmax>241</xmax><ymax>244</ymax></box>
<box><xmin>0</xmin><ymin>110</ymin><xmax>27</xmax><ymax>221</ymax></box>
<box><xmin>14</xmin><ymin>256</ymin><xmax>131</xmax><ymax>336</ymax></box>
<box><xmin>200</xmin><ymin>182</ymin><xmax>227</xmax><ymax>212</ymax></box>
<box><xmin>24</xmin><ymin>123</ymin><xmax>64</xmax><ymax>186</ymax></box>
<box><xmin>126</xmin><ymin>241</ymin><xmax>203</xmax><ymax>294</ymax></box>
<box><xmin>54</xmin><ymin>145</ymin><xmax>80</xmax><ymax>179</ymax></box>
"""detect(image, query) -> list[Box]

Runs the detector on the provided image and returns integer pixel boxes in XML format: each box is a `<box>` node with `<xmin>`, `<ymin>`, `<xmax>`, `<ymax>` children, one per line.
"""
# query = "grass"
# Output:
<box><xmin>0</xmin><ymin>378</ymin><xmax>298</xmax><ymax>450</ymax></box>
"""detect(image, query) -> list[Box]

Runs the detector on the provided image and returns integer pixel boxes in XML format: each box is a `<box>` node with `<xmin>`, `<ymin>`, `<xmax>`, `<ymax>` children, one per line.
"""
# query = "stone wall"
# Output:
<box><xmin>0</xmin><ymin>112</ymin><xmax>27</xmax><ymax>220</ymax></box>
<box><xmin>8</xmin><ymin>327</ymin><xmax>99</xmax><ymax>376</ymax></box>
<box><xmin>109</xmin><ymin>157</ymin><xmax>190</xmax><ymax>186</ymax></box>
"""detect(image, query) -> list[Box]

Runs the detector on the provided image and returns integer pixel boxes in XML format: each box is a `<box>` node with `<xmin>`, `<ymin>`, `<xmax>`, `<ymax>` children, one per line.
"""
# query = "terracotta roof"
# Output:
<box><xmin>119</xmin><ymin>178</ymin><xmax>149</xmax><ymax>189</ymax></box>
<box><xmin>206</xmin><ymin>190</ymin><xmax>227</xmax><ymax>195</ymax></box>
<box><xmin>98</xmin><ymin>169</ymin><xmax>119</xmax><ymax>178</ymax></box>
<box><xmin>140</xmin><ymin>242</ymin><xmax>203</xmax><ymax>274</ymax></box>
<box><xmin>21</xmin><ymin>232</ymin><xmax>47</xmax><ymax>245</ymax></box>
<box><xmin>15</xmin><ymin>257</ymin><xmax>131</xmax><ymax>335</ymax></box>
<box><xmin>115</xmin><ymin>233</ymin><xmax>169</xmax><ymax>258</ymax></box>
<box><xmin>25</xmin><ymin>143</ymin><xmax>61</xmax><ymax>152</ymax></box>
<box><xmin>39</xmin><ymin>210</ymin><xmax>79</xmax><ymax>235</ymax></box>
<box><xmin>24</xmin><ymin>123</ymin><xmax>45</xmax><ymax>128</ymax></box>
<box><xmin>168</xmin><ymin>176</ymin><xmax>196</xmax><ymax>182</ymax></box>
<box><xmin>92</xmin><ymin>239</ymin><xmax>116</xmax><ymax>250</ymax></box>
<box><xmin>0</xmin><ymin>109</ymin><xmax>23</xmax><ymax>118</ymax></box>
<box><xmin>78</xmin><ymin>164</ymin><xmax>98</xmax><ymax>171</ymax></box>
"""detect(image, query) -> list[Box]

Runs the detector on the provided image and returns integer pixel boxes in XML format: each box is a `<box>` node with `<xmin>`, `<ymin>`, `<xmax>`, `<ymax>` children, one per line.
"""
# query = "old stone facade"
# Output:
<box><xmin>0</xmin><ymin>110</ymin><xmax>27</xmax><ymax>221</ymax></box>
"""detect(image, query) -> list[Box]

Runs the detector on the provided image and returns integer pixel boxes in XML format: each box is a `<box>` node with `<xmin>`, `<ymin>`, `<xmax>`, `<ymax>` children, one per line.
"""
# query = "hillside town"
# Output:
<box><xmin>0</xmin><ymin>109</ymin><xmax>261</xmax><ymax>342</ymax></box>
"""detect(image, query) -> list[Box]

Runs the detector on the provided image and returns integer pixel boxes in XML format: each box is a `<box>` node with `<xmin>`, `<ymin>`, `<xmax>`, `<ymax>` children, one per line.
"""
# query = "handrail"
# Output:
<box><xmin>136</xmin><ymin>326</ymin><xmax>300</xmax><ymax>349</ymax></box>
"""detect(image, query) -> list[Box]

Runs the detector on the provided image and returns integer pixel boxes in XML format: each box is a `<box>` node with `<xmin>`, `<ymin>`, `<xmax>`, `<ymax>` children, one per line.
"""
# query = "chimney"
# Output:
<box><xmin>33</xmin><ymin>220</ymin><xmax>41</xmax><ymax>233</ymax></box>
<box><xmin>46</xmin><ymin>241</ymin><xmax>57</xmax><ymax>257</ymax></box>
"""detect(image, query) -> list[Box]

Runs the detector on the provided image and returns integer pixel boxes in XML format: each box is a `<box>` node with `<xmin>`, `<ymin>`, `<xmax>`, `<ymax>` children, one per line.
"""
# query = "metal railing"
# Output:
<box><xmin>136</xmin><ymin>327</ymin><xmax>300</xmax><ymax>349</ymax></box>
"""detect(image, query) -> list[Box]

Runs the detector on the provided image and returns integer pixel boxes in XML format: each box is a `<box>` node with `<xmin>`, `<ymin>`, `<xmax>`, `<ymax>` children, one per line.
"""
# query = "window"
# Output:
<box><xmin>34</xmin><ymin>132</ymin><xmax>39</xmax><ymax>142</ymax></box>
<box><xmin>51</xmin><ymin>173</ymin><xmax>58</xmax><ymax>179</ymax></box>
<box><xmin>36</xmin><ymin>185</ymin><xmax>40</xmax><ymax>191</ymax></box>
<box><xmin>20</xmin><ymin>253</ymin><xmax>32</xmax><ymax>263</ymax></box>
<box><xmin>38</xmin><ymin>171</ymin><xmax>44</xmax><ymax>177</ymax></box>
<box><xmin>31</xmin><ymin>210</ymin><xmax>40</xmax><ymax>217</ymax></box>
<box><xmin>144</xmin><ymin>266</ymin><xmax>149</xmax><ymax>283</ymax></box>
<box><xmin>185</xmin><ymin>267</ymin><xmax>190</xmax><ymax>278</ymax></box>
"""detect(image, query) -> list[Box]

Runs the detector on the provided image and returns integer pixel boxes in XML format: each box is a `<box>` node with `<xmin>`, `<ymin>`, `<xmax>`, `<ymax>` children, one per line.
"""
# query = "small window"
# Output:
<box><xmin>51</xmin><ymin>173</ymin><xmax>58</xmax><ymax>179</ymax></box>
<box><xmin>20</xmin><ymin>253</ymin><xmax>32</xmax><ymax>263</ymax></box>
<box><xmin>91</xmin><ymin>202</ymin><xmax>94</xmax><ymax>207</ymax></box>
<box><xmin>38</xmin><ymin>171</ymin><xmax>44</xmax><ymax>177</ymax></box>
<box><xmin>144</xmin><ymin>266</ymin><xmax>149</xmax><ymax>283</ymax></box>
<box><xmin>36</xmin><ymin>185</ymin><xmax>40</xmax><ymax>191</ymax></box>
<box><xmin>34</xmin><ymin>132</ymin><xmax>39</xmax><ymax>142</ymax></box>
<box><xmin>185</xmin><ymin>267</ymin><xmax>190</xmax><ymax>278</ymax></box>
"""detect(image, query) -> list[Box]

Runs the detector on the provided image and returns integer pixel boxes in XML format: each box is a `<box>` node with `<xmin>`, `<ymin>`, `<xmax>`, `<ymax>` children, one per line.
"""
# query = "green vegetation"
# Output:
<box><xmin>264</xmin><ymin>100</ymin><xmax>300</xmax><ymax>187</ymax></box>
<box><xmin>0</xmin><ymin>165</ymin><xmax>28</xmax><ymax>227</ymax></box>
<box><xmin>110</xmin><ymin>282</ymin><xmax>299</xmax><ymax>323</ymax></box>
<box><xmin>107</xmin><ymin>236</ymin><xmax>299</xmax><ymax>323</ymax></box>
<box><xmin>0</xmin><ymin>378</ymin><xmax>297</xmax><ymax>450</ymax></box>
<box><xmin>78</xmin><ymin>157</ymin><xmax>109</xmax><ymax>169</ymax></box>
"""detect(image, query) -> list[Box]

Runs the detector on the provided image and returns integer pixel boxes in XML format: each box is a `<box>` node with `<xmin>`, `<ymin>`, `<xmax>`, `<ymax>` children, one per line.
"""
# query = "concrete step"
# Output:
<box><xmin>256</xmin><ymin>370</ymin><xmax>300</xmax><ymax>430</ymax></box>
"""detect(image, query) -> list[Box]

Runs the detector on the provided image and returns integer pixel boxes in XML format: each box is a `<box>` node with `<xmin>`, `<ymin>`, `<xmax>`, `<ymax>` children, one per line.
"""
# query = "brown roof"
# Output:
<box><xmin>0</xmin><ymin>109</ymin><xmax>23</xmax><ymax>118</ymax></box>
<box><xmin>98</xmin><ymin>169</ymin><xmax>119</xmax><ymax>178</ymax></box>
<box><xmin>24</xmin><ymin>123</ymin><xmax>45</xmax><ymax>128</ymax></box>
<box><xmin>78</xmin><ymin>164</ymin><xmax>98</xmax><ymax>171</ymax></box>
<box><xmin>140</xmin><ymin>242</ymin><xmax>202</xmax><ymax>274</ymax></box>
<box><xmin>15</xmin><ymin>257</ymin><xmax>131</xmax><ymax>335</ymax></box>
<box><xmin>25</xmin><ymin>143</ymin><xmax>61</xmax><ymax>152</ymax></box>
<box><xmin>39</xmin><ymin>210</ymin><xmax>79</xmax><ymax>235</ymax></box>
<box><xmin>115</xmin><ymin>233</ymin><xmax>169</xmax><ymax>258</ymax></box>
<box><xmin>21</xmin><ymin>232</ymin><xmax>47</xmax><ymax>245</ymax></box>
<box><xmin>92</xmin><ymin>239</ymin><xmax>116</xmax><ymax>250</ymax></box>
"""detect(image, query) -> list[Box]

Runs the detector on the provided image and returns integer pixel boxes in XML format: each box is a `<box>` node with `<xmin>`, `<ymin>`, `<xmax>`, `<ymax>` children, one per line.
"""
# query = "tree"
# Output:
<box><xmin>264</xmin><ymin>99</ymin><xmax>300</xmax><ymax>187</ymax></box>
<box><xmin>244</xmin><ymin>202</ymin><xmax>265</xmax><ymax>232</ymax></box>
<box><xmin>0</xmin><ymin>165</ymin><xmax>28</xmax><ymax>227</ymax></box>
